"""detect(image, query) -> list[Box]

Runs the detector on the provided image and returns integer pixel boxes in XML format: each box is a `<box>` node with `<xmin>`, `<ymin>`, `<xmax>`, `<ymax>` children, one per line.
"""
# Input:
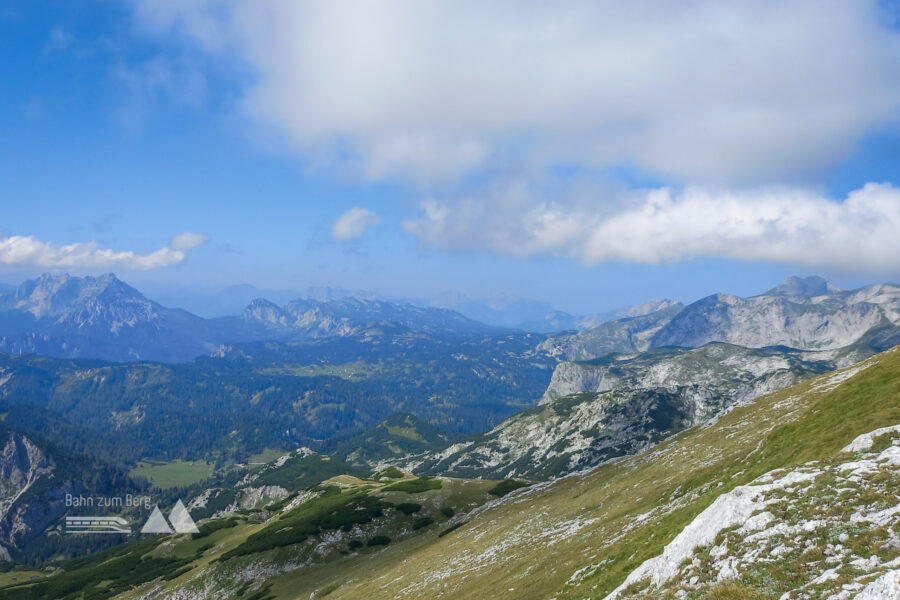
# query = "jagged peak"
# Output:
<box><xmin>242</xmin><ymin>298</ymin><xmax>287</xmax><ymax>322</ymax></box>
<box><xmin>245</xmin><ymin>297</ymin><xmax>282</xmax><ymax>310</ymax></box>
<box><xmin>11</xmin><ymin>272</ymin><xmax>146</xmax><ymax>317</ymax></box>
<box><xmin>765</xmin><ymin>275</ymin><xmax>842</xmax><ymax>298</ymax></box>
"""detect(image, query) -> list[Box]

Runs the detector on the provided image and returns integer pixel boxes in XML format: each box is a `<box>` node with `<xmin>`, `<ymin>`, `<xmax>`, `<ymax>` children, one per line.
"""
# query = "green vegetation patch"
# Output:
<box><xmin>1</xmin><ymin>537</ymin><xmax>191</xmax><ymax>600</ymax></box>
<box><xmin>254</xmin><ymin>453</ymin><xmax>365</xmax><ymax>491</ymax></box>
<box><xmin>193</xmin><ymin>516</ymin><xmax>241</xmax><ymax>539</ymax></box>
<box><xmin>375</xmin><ymin>466</ymin><xmax>404</xmax><ymax>479</ymax></box>
<box><xmin>488</xmin><ymin>478</ymin><xmax>530</xmax><ymax>497</ymax></box>
<box><xmin>257</xmin><ymin>360</ymin><xmax>375</xmax><ymax>380</ymax></box>
<box><xmin>220</xmin><ymin>489</ymin><xmax>391</xmax><ymax>561</ymax></box>
<box><xmin>129</xmin><ymin>459</ymin><xmax>215</xmax><ymax>489</ymax></box>
<box><xmin>366</xmin><ymin>535</ymin><xmax>390</xmax><ymax>547</ymax></box>
<box><xmin>381</xmin><ymin>477</ymin><xmax>442</xmax><ymax>494</ymax></box>
<box><xmin>247</xmin><ymin>448</ymin><xmax>288</xmax><ymax>464</ymax></box>
<box><xmin>395</xmin><ymin>502</ymin><xmax>422</xmax><ymax>515</ymax></box>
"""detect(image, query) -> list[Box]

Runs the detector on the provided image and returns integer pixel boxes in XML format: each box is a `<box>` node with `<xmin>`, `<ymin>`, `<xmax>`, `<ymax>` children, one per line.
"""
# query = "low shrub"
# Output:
<box><xmin>367</xmin><ymin>535</ymin><xmax>390</xmax><ymax>547</ymax></box>
<box><xmin>396</xmin><ymin>502</ymin><xmax>422</xmax><ymax>515</ymax></box>
<box><xmin>382</xmin><ymin>477</ymin><xmax>442</xmax><ymax>494</ymax></box>
<box><xmin>488</xmin><ymin>479</ymin><xmax>529</xmax><ymax>497</ymax></box>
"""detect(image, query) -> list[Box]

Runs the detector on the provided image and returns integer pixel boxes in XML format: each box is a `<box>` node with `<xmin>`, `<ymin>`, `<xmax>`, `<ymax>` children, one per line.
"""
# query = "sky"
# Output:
<box><xmin>2</xmin><ymin>0</ymin><xmax>900</xmax><ymax>314</ymax></box>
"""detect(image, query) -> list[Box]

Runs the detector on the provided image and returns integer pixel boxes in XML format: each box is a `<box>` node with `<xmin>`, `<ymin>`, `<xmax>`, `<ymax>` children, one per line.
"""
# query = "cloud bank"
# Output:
<box><xmin>332</xmin><ymin>208</ymin><xmax>381</xmax><ymax>241</ymax></box>
<box><xmin>404</xmin><ymin>183</ymin><xmax>900</xmax><ymax>272</ymax></box>
<box><xmin>134</xmin><ymin>0</ymin><xmax>900</xmax><ymax>183</ymax></box>
<box><xmin>0</xmin><ymin>233</ymin><xmax>206</xmax><ymax>270</ymax></box>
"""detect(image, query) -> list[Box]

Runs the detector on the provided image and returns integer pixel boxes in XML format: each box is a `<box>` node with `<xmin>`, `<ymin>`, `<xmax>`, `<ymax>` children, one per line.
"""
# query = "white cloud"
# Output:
<box><xmin>332</xmin><ymin>208</ymin><xmax>381</xmax><ymax>241</ymax></box>
<box><xmin>0</xmin><ymin>233</ymin><xmax>206</xmax><ymax>270</ymax></box>
<box><xmin>133</xmin><ymin>0</ymin><xmax>900</xmax><ymax>183</ymax></box>
<box><xmin>170</xmin><ymin>231</ymin><xmax>208</xmax><ymax>250</ymax></box>
<box><xmin>403</xmin><ymin>182</ymin><xmax>900</xmax><ymax>272</ymax></box>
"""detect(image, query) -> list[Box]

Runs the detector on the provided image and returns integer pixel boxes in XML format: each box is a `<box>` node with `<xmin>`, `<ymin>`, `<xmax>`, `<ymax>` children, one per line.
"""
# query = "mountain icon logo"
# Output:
<box><xmin>140</xmin><ymin>500</ymin><xmax>199</xmax><ymax>534</ymax></box>
<box><xmin>168</xmin><ymin>499</ymin><xmax>200</xmax><ymax>534</ymax></box>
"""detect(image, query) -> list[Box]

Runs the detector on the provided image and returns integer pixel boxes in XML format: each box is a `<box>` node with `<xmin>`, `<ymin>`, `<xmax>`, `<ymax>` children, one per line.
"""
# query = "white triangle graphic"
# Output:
<box><xmin>168</xmin><ymin>499</ymin><xmax>199</xmax><ymax>534</ymax></box>
<box><xmin>141</xmin><ymin>506</ymin><xmax>173</xmax><ymax>534</ymax></box>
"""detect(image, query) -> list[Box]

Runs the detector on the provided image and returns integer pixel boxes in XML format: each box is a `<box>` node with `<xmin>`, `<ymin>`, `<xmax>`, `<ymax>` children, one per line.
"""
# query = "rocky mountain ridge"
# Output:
<box><xmin>544</xmin><ymin>276</ymin><xmax>900</xmax><ymax>361</ymax></box>
<box><xmin>0</xmin><ymin>273</ymin><xmax>501</xmax><ymax>362</ymax></box>
<box><xmin>240</xmin><ymin>295</ymin><xmax>496</xmax><ymax>339</ymax></box>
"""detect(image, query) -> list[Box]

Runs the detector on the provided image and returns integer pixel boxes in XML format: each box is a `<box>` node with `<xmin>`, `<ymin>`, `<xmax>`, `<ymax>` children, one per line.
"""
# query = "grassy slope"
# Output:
<box><xmin>88</xmin><ymin>475</ymin><xmax>494</xmax><ymax>600</ymax></box>
<box><xmin>0</xmin><ymin>474</ymin><xmax>497</xmax><ymax>599</ymax></box>
<box><xmin>249</xmin><ymin>346</ymin><xmax>900</xmax><ymax>600</ymax></box>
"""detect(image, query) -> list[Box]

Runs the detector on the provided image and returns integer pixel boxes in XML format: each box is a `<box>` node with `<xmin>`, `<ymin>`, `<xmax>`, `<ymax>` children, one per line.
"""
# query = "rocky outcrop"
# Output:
<box><xmin>608</xmin><ymin>425</ymin><xmax>900</xmax><ymax>599</ymax></box>
<box><xmin>414</xmin><ymin>344</ymin><xmax>833</xmax><ymax>480</ymax></box>
<box><xmin>538</xmin><ymin>341</ymin><xmax>873</xmax><ymax>406</ymax></box>
<box><xmin>0</xmin><ymin>433</ymin><xmax>53</xmax><ymax>523</ymax></box>
<box><xmin>0</xmin><ymin>431</ymin><xmax>67</xmax><ymax>553</ymax></box>
<box><xmin>539</xmin><ymin>360</ymin><xmax>621</xmax><ymax>404</ymax></box>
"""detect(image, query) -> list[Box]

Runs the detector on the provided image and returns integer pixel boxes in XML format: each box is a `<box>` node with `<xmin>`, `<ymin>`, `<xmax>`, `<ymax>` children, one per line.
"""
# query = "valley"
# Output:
<box><xmin>0</xmin><ymin>273</ymin><xmax>897</xmax><ymax>599</ymax></box>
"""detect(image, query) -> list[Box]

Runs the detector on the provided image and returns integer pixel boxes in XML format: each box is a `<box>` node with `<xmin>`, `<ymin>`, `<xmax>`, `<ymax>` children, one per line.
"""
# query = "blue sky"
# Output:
<box><xmin>2</xmin><ymin>1</ymin><xmax>900</xmax><ymax>314</ymax></box>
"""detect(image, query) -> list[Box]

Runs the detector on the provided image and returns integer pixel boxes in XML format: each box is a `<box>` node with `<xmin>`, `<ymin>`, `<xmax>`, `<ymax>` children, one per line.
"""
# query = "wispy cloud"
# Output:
<box><xmin>0</xmin><ymin>233</ymin><xmax>207</xmax><ymax>270</ymax></box>
<box><xmin>332</xmin><ymin>208</ymin><xmax>381</xmax><ymax>241</ymax></box>
<box><xmin>133</xmin><ymin>0</ymin><xmax>900</xmax><ymax>184</ymax></box>
<box><xmin>404</xmin><ymin>183</ymin><xmax>900</xmax><ymax>272</ymax></box>
<box><xmin>169</xmin><ymin>231</ymin><xmax>208</xmax><ymax>250</ymax></box>
<box><xmin>112</xmin><ymin>55</ymin><xmax>207</xmax><ymax>130</ymax></box>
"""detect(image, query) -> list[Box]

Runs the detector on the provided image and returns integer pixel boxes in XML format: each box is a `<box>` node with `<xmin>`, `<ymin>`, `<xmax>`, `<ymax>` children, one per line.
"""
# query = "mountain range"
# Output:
<box><xmin>1</xmin><ymin>273</ymin><xmax>898</xmax><ymax>367</ymax></box>
<box><xmin>134</xmin><ymin>281</ymin><xmax>681</xmax><ymax>332</ymax></box>
<box><xmin>0</xmin><ymin>273</ymin><xmax>499</xmax><ymax>362</ymax></box>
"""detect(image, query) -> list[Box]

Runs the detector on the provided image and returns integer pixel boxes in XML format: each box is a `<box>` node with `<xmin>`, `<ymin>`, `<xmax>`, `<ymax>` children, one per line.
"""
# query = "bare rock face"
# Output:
<box><xmin>540</xmin><ymin>360</ymin><xmax>621</xmax><ymax>404</ymax></box>
<box><xmin>0</xmin><ymin>433</ymin><xmax>53</xmax><ymax>521</ymax></box>
<box><xmin>0</xmin><ymin>431</ymin><xmax>59</xmax><ymax>551</ymax></box>
<box><xmin>649</xmin><ymin>292</ymin><xmax>888</xmax><ymax>350</ymax></box>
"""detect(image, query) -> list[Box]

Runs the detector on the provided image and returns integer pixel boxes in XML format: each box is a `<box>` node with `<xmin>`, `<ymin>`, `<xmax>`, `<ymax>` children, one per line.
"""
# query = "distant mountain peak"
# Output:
<box><xmin>615</xmin><ymin>298</ymin><xmax>682</xmax><ymax>319</ymax></box>
<box><xmin>8</xmin><ymin>272</ymin><xmax>145</xmax><ymax>317</ymax></box>
<box><xmin>766</xmin><ymin>275</ymin><xmax>842</xmax><ymax>298</ymax></box>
